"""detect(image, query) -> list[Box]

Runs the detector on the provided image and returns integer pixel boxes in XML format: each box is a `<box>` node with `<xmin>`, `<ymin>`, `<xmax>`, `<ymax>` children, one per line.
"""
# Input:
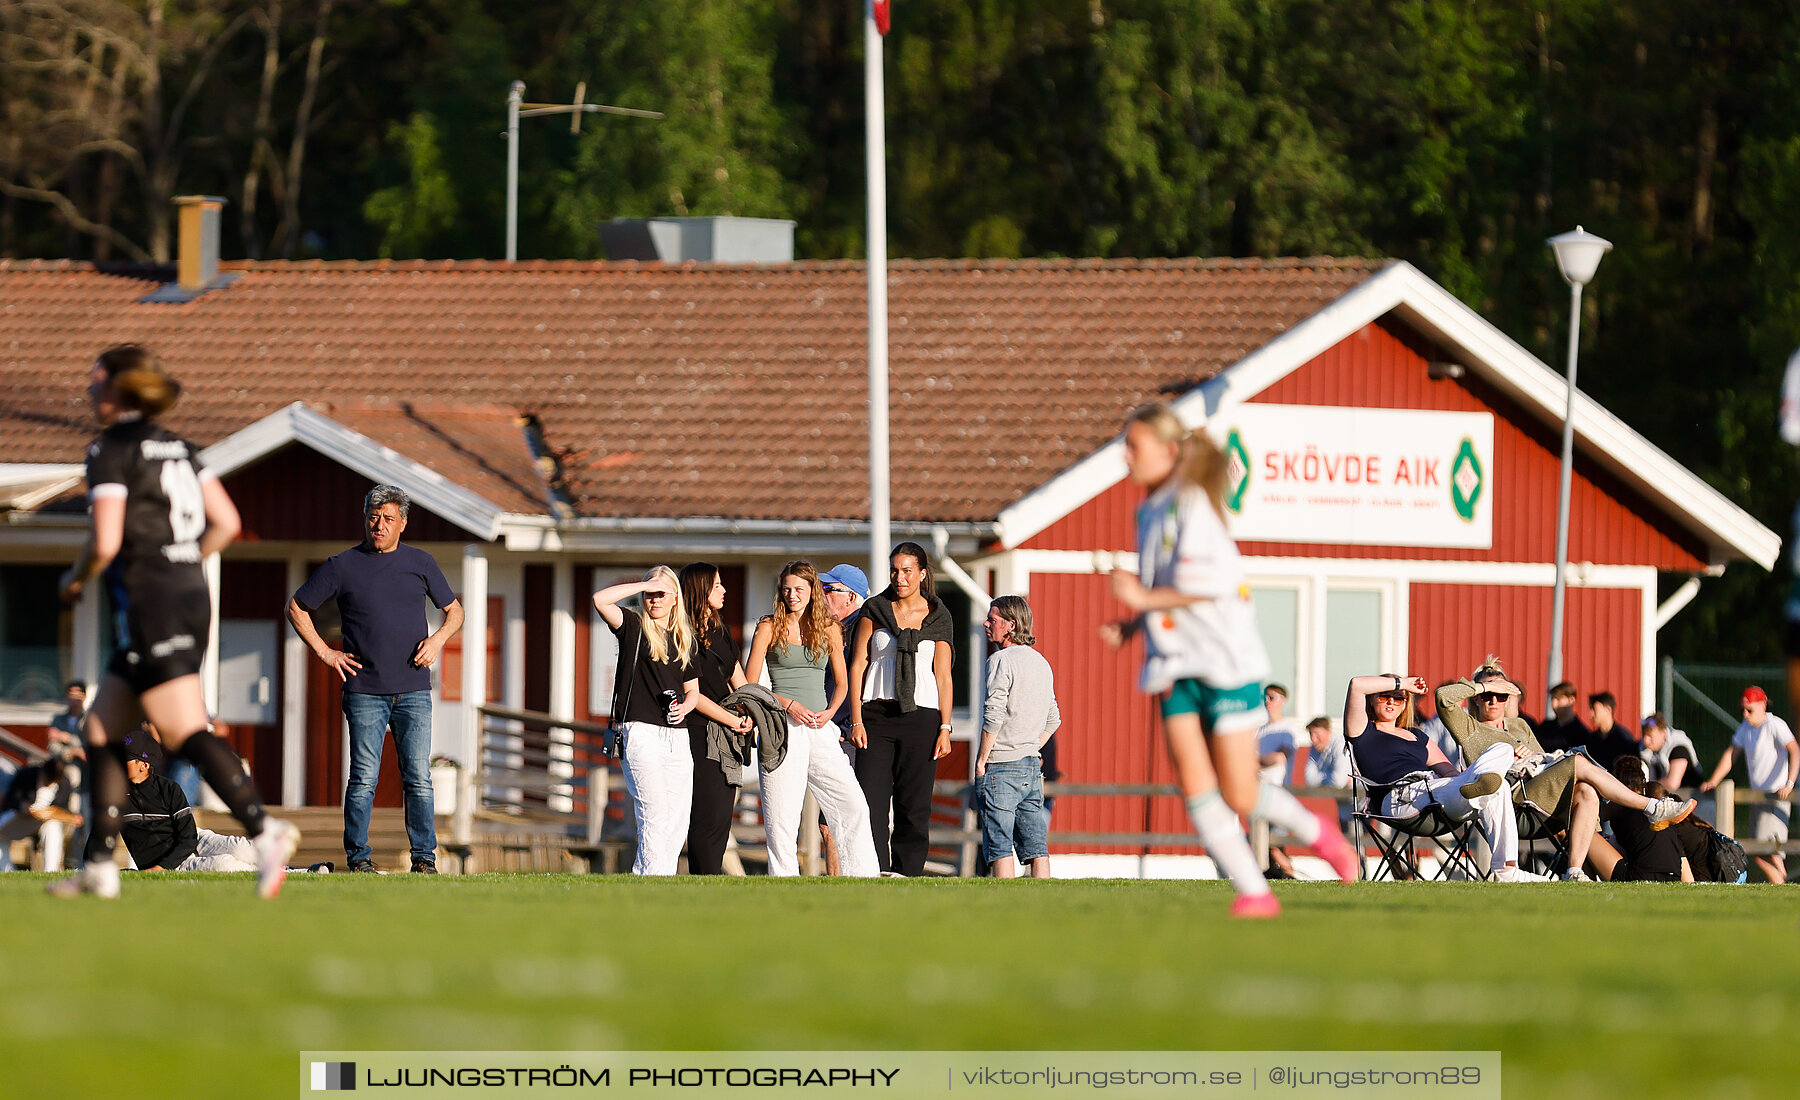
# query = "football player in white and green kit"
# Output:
<box><xmin>1104</xmin><ymin>403</ymin><xmax>1358</xmax><ymax>917</ymax></box>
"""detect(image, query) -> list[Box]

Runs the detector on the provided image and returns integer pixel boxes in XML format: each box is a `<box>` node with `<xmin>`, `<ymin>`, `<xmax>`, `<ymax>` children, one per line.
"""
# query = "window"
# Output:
<box><xmin>1251</xmin><ymin>585</ymin><xmax>1301</xmax><ymax>701</ymax></box>
<box><xmin>937</xmin><ymin>586</ymin><xmax>974</xmax><ymax>710</ymax></box>
<box><xmin>1323</xmin><ymin>588</ymin><xmax>1386</xmax><ymax>715</ymax></box>
<box><xmin>0</xmin><ymin>564</ymin><xmax>69</xmax><ymax>706</ymax></box>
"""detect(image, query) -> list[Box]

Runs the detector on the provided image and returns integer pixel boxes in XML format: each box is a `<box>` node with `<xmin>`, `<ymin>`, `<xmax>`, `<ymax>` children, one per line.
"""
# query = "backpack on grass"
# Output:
<box><xmin>1706</xmin><ymin>827</ymin><xmax>1748</xmax><ymax>883</ymax></box>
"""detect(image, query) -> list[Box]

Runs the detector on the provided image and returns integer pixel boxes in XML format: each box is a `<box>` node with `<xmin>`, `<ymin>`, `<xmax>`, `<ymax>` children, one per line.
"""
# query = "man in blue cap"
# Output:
<box><xmin>819</xmin><ymin>564</ymin><xmax>870</xmax><ymax>749</ymax></box>
<box><xmin>814</xmin><ymin>564</ymin><xmax>870</xmax><ymax>875</ymax></box>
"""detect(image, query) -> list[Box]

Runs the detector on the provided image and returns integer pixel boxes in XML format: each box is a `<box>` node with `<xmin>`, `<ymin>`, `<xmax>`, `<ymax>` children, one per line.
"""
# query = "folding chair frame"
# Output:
<box><xmin>1349</xmin><ymin>760</ymin><xmax>1492</xmax><ymax>882</ymax></box>
<box><xmin>1514</xmin><ymin>796</ymin><xmax>1568</xmax><ymax>876</ymax></box>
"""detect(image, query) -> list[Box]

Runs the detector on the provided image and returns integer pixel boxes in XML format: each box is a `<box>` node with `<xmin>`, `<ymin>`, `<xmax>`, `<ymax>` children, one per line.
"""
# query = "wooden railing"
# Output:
<box><xmin>457</xmin><ymin>706</ymin><xmax>1800</xmax><ymax>874</ymax></box>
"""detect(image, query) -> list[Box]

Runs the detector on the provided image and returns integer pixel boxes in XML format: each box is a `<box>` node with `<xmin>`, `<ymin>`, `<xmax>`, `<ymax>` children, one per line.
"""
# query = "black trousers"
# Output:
<box><xmin>854</xmin><ymin>701</ymin><xmax>940</xmax><ymax>876</ymax></box>
<box><xmin>686</xmin><ymin>720</ymin><xmax>737</xmax><ymax>875</ymax></box>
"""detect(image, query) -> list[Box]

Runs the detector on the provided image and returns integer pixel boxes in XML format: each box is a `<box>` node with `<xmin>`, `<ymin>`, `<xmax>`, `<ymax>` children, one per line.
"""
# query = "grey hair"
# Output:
<box><xmin>363</xmin><ymin>484</ymin><xmax>410</xmax><ymax>521</ymax></box>
<box><xmin>990</xmin><ymin>594</ymin><xmax>1036</xmax><ymax>647</ymax></box>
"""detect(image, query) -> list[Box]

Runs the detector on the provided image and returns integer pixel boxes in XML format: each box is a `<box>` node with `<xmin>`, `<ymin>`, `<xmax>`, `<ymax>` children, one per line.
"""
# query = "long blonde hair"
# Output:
<box><xmin>1125</xmin><ymin>402</ymin><xmax>1228</xmax><ymax>518</ymax></box>
<box><xmin>769</xmin><ymin>560</ymin><xmax>833</xmax><ymax>662</ymax></box>
<box><xmin>637</xmin><ymin>565</ymin><xmax>694</xmax><ymax>666</ymax></box>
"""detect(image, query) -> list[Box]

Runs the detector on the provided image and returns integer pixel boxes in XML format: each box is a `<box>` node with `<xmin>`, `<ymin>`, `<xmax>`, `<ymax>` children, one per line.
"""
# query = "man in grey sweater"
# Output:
<box><xmin>975</xmin><ymin>595</ymin><xmax>1062</xmax><ymax>878</ymax></box>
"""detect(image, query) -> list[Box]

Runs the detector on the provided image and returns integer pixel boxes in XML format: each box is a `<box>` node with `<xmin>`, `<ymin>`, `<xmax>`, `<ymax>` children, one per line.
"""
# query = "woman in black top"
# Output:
<box><xmin>594</xmin><ymin>565</ymin><xmax>745</xmax><ymax>874</ymax></box>
<box><xmin>678</xmin><ymin>562</ymin><xmax>753</xmax><ymax>874</ymax></box>
<box><xmin>1589</xmin><ymin>756</ymin><xmax>1688</xmax><ymax>882</ymax></box>
<box><xmin>49</xmin><ymin>346</ymin><xmax>296</xmax><ymax>899</ymax></box>
<box><xmin>848</xmin><ymin>542</ymin><xmax>955</xmax><ymax>876</ymax></box>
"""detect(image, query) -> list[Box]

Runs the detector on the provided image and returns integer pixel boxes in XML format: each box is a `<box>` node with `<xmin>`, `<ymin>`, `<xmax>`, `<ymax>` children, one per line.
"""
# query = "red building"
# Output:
<box><xmin>0</xmin><ymin>247</ymin><xmax>1774</xmax><ymax>872</ymax></box>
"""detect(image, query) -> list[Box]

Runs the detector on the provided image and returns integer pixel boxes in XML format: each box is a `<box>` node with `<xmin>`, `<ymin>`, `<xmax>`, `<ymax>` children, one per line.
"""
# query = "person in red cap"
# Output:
<box><xmin>1700</xmin><ymin>686</ymin><xmax>1798</xmax><ymax>883</ymax></box>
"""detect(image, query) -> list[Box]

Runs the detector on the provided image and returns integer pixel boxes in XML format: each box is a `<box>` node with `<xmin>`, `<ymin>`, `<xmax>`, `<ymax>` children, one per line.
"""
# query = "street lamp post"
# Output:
<box><xmin>1545</xmin><ymin>226</ymin><xmax>1613</xmax><ymax>696</ymax></box>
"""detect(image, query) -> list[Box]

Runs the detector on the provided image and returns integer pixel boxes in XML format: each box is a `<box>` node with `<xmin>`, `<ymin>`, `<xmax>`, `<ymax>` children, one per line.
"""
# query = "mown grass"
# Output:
<box><xmin>1</xmin><ymin>874</ymin><xmax>1794</xmax><ymax>1098</ymax></box>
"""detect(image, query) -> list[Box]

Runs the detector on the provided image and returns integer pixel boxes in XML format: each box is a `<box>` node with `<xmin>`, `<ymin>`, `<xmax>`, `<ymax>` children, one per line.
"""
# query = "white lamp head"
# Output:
<box><xmin>1547</xmin><ymin>225</ymin><xmax>1612</xmax><ymax>288</ymax></box>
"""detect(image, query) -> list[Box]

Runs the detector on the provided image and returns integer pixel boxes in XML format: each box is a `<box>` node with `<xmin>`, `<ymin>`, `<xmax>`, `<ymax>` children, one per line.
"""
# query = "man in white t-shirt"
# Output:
<box><xmin>1700</xmin><ymin>685</ymin><xmax>1799</xmax><ymax>883</ymax></box>
<box><xmin>1255</xmin><ymin>684</ymin><xmax>1304</xmax><ymax>785</ymax></box>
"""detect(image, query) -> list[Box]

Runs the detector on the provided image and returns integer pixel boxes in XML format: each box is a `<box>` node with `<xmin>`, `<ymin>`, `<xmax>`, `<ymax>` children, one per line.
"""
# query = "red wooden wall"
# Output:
<box><xmin>224</xmin><ymin>444</ymin><xmax>483</xmax><ymax>544</ymax></box>
<box><xmin>1408</xmin><ymin>583</ymin><xmax>1644</xmax><ymax>726</ymax></box>
<box><xmin>1025</xmin><ymin>322</ymin><xmax>1709</xmax><ymax>571</ymax></box>
<box><xmin>1017</xmin><ymin>319</ymin><xmax>1682</xmax><ymax>855</ymax></box>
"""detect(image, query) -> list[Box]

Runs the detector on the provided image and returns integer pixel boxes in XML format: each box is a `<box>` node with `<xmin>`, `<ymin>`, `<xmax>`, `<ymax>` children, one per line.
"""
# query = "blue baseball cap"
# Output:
<box><xmin>819</xmin><ymin>564</ymin><xmax>870</xmax><ymax>600</ymax></box>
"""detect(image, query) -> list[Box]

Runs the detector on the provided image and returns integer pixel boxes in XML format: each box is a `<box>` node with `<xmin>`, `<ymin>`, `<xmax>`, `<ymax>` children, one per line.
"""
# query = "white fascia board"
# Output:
<box><xmin>997</xmin><ymin>266</ymin><xmax>1412</xmax><ymax>549</ymax></box>
<box><xmin>200</xmin><ymin>402</ymin><xmax>507</xmax><ymax>541</ymax></box>
<box><xmin>503</xmin><ymin>516</ymin><xmax>996</xmax><ymax>557</ymax></box>
<box><xmin>1239</xmin><ymin>555</ymin><xmax>1658</xmax><ymax>589</ymax></box>
<box><xmin>997</xmin><ymin>261</ymin><xmax>1778</xmax><ymax>570</ymax></box>
<box><xmin>0</xmin><ymin>464</ymin><xmax>85</xmax><ymax>511</ymax></box>
<box><xmin>0</xmin><ymin>463</ymin><xmax>82</xmax><ymax>490</ymax></box>
<box><xmin>1372</xmin><ymin>264</ymin><xmax>1779</xmax><ymax>571</ymax></box>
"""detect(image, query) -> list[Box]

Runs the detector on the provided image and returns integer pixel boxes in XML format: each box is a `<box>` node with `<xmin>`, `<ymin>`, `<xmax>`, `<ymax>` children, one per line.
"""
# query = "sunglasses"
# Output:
<box><xmin>643</xmin><ymin>591</ymin><xmax>673</xmax><ymax>602</ymax></box>
<box><xmin>1373</xmin><ymin>692</ymin><xmax>1407</xmax><ymax>703</ymax></box>
<box><xmin>1474</xmin><ymin>692</ymin><xmax>1508</xmax><ymax>704</ymax></box>
<box><xmin>821</xmin><ymin>584</ymin><xmax>846</xmax><ymax>593</ymax></box>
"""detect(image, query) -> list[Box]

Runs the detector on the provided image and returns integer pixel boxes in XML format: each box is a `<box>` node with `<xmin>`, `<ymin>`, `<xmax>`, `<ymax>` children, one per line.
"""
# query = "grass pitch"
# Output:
<box><xmin>1</xmin><ymin>874</ymin><xmax>1794</xmax><ymax>1099</ymax></box>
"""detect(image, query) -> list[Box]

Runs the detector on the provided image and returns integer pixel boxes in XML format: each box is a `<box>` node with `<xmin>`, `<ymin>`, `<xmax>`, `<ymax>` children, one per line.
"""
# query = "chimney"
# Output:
<box><xmin>173</xmin><ymin>195</ymin><xmax>227</xmax><ymax>289</ymax></box>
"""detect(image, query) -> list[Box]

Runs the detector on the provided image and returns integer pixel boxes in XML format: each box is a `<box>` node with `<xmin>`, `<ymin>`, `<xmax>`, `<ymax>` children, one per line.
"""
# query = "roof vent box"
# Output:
<box><xmin>599</xmin><ymin>216</ymin><xmax>795</xmax><ymax>264</ymax></box>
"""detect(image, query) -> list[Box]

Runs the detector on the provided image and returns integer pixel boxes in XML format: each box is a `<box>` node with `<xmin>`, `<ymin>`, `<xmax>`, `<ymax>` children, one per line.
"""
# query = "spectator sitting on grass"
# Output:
<box><xmin>119</xmin><ymin>726</ymin><xmax>260</xmax><ymax>874</ymax></box>
<box><xmin>0</xmin><ymin>746</ymin><xmax>82</xmax><ymax>871</ymax></box>
<box><xmin>1583</xmin><ymin>756</ymin><xmax>1689</xmax><ymax>882</ymax></box>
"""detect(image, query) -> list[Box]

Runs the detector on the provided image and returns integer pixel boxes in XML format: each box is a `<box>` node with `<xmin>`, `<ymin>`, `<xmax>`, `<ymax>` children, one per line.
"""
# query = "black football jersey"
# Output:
<box><xmin>85</xmin><ymin>417</ymin><xmax>212</xmax><ymax>600</ymax></box>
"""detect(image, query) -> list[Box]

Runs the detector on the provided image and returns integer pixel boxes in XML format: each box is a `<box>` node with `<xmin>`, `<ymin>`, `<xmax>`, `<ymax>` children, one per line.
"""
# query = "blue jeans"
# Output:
<box><xmin>975</xmin><ymin>757</ymin><xmax>1049</xmax><ymax>865</ymax></box>
<box><xmin>342</xmin><ymin>690</ymin><xmax>437</xmax><ymax>865</ymax></box>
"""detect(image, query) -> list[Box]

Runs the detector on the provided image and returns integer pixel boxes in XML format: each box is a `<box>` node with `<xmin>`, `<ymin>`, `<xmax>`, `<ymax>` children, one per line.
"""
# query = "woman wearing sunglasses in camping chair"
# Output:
<box><xmin>1346</xmin><ymin>673</ymin><xmax>1544</xmax><ymax>882</ymax></box>
<box><xmin>1437</xmin><ymin>658</ymin><xmax>1696</xmax><ymax>881</ymax></box>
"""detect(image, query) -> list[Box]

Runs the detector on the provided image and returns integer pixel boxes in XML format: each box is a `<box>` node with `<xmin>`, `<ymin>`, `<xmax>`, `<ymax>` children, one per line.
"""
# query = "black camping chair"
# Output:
<box><xmin>1347</xmin><ymin>749</ymin><xmax>1491</xmax><ymax>882</ymax></box>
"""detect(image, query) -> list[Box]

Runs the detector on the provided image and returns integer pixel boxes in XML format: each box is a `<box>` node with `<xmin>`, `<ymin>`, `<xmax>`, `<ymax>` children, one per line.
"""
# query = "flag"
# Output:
<box><xmin>874</xmin><ymin>1</ymin><xmax>891</xmax><ymax>36</ymax></box>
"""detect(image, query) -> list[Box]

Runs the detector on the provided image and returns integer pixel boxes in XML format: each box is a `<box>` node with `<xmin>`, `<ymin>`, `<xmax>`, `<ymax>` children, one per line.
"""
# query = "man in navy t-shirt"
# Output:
<box><xmin>287</xmin><ymin>485</ymin><xmax>463</xmax><ymax>873</ymax></box>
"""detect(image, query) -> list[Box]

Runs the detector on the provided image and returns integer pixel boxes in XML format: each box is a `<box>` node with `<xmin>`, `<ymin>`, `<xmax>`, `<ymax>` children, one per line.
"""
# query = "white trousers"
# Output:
<box><xmin>621</xmin><ymin>722</ymin><xmax>694</xmax><ymax>876</ymax></box>
<box><xmin>176</xmin><ymin>829</ymin><xmax>260</xmax><ymax>873</ymax></box>
<box><xmin>761</xmin><ymin>721</ymin><xmax>879</xmax><ymax>877</ymax></box>
<box><xmin>1384</xmin><ymin>742</ymin><xmax>1518</xmax><ymax>872</ymax></box>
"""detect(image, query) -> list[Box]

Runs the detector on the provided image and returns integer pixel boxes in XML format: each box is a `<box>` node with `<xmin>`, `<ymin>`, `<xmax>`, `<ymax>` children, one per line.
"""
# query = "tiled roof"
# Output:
<box><xmin>322</xmin><ymin>402</ymin><xmax>553</xmax><ymax>518</ymax></box>
<box><xmin>0</xmin><ymin>257</ymin><xmax>1383</xmax><ymax>522</ymax></box>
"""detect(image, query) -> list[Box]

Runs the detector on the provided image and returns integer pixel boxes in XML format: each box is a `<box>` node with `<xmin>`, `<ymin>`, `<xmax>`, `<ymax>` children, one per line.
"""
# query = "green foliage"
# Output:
<box><xmin>14</xmin><ymin>0</ymin><xmax>1800</xmax><ymax>659</ymax></box>
<box><xmin>550</xmin><ymin>0</ymin><xmax>794</xmax><ymax>259</ymax></box>
<box><xmin>362</xmin><ymin>113</ymin><xmax>462</xmax><ymax>258</ymax></box>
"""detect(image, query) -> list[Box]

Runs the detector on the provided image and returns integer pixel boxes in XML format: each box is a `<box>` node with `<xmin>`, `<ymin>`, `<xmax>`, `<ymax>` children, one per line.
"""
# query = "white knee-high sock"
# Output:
<box><xmin>1186</xmin><ymin>791</ymin><xmax>1270</xmax><ymax>897</ymax></box>
<box><xmin>1252</xmin><ymin>782</ymin><xmax>1321</xmax><ymax>845</ymax></box>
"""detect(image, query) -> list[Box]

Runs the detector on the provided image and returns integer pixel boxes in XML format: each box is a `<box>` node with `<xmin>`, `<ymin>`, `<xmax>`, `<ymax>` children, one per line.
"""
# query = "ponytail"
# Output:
<box><xmin>96</xmin><ymin>344</ymin><xmax>181</xmax><ymax>417</ymax></box>
<box><xmin>1124</xmin><ymin>402</ymin><xmax>1226</xmax><ymax>517</ymax></box>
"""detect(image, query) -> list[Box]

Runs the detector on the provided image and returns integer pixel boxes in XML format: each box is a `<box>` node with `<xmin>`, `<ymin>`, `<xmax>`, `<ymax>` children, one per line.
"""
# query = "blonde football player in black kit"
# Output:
<box><xmin>50</xmin><ymin>346</ymin><xmax>298</xmax><ymax>899</ymax></box>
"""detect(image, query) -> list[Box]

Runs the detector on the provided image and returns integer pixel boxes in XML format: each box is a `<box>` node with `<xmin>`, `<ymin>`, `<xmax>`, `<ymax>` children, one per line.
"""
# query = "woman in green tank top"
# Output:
<box><xmin>745</xmin><ymin>561</ymin><xmax>879</xmax><ymax>876</ymax></box>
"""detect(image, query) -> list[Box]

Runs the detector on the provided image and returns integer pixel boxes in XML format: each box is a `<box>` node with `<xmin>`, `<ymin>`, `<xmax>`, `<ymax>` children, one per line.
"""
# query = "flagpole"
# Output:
<box><xmin>865</xmin><ymin>0</ymin><xmax>891</xmax><ymax>586</ymax></box>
